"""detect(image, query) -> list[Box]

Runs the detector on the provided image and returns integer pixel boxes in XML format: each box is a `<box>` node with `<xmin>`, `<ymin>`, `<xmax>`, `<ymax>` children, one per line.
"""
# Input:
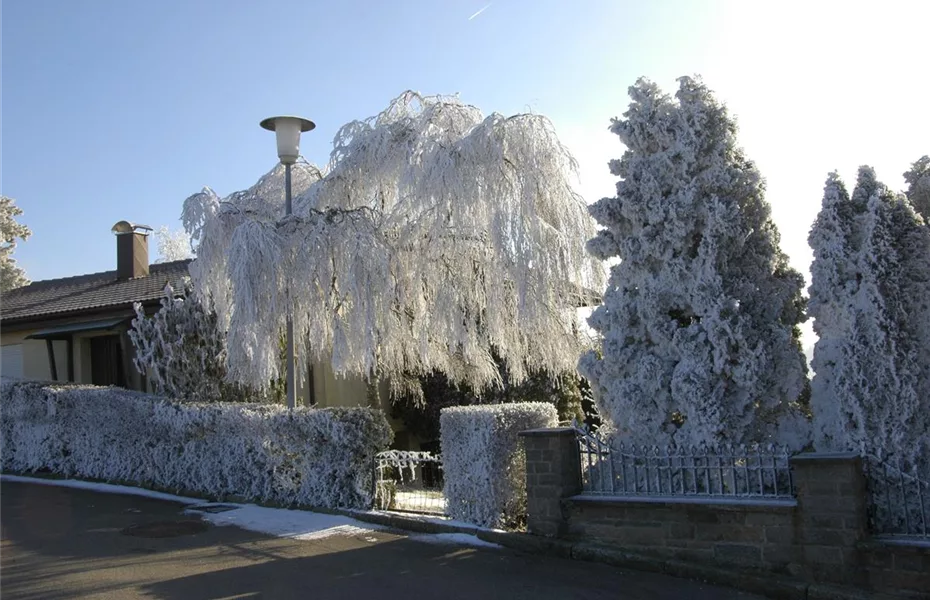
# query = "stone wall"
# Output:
<box><xmin>521</xmin><ymin>428</ymin><xmax>581</xmax><ymax>537</ymax></box>
<box><xmin>566</xmin><ymin>496</ymin><xmax>800</xmax><ymax>575</ymax></box>
<box><xmin>861</xmin><ymin>540</ymin><xmax>930</xmax><ymax>594</ymax></box>
<box><xmin>520</xmin><ymin>428</ymin><xmax>930</xmax><ymax>598</ymax></box>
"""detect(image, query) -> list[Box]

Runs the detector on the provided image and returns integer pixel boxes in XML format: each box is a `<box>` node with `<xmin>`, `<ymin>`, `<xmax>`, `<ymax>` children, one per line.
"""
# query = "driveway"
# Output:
<box><xmin>0</xmin><ymin>480</ymin><xmax>766</xmax><ymax>599</ymax></box>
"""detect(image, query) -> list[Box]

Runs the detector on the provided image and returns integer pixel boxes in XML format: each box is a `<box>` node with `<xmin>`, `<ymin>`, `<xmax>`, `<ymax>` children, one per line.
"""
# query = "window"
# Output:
<box><xmin>1</xmin><ymin>344</ymin><xmax>24</xmax><ymax>379</ymax></box>
<box><xmin>90</xmin><ymin>335</ymin><xmax>126</xmax><ymax>387</ymax></box>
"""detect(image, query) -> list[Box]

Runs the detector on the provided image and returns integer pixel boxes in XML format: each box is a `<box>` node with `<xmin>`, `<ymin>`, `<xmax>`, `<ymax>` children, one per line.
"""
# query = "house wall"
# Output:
<box><xmin>306</xmin><ymin>358</ymin><xmax>371</xmax><ymax>408</ymax></box>
<box><xmin>1</xmin><ymin>330</ymin><xmax>69</xmax><ymax>382</ymax></box>
<box><xmin>1</xmin><ymin>329</ymin><xmax>129</xmax><ymax>387</ymax></box>
<box><xmin>303</xmin><ymin>359</ymin><xmax>411</xmax><ymax>447</ymax></box>
<box><xmin>3</xmin><ymin>328</ymin><xmax>415</xmax><ymax>445</ymax></box>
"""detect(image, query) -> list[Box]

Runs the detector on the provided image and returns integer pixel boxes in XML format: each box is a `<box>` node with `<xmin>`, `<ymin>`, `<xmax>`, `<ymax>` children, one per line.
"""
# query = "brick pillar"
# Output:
<box><xmin>519</xmin><ymin>427</ymin><xmax>582</xmax><ymax>537</ymax></box>
<box><xmin>790</xmin><ymin>452</ymin><xmax>869</xmax><ymax>586</ymax></box>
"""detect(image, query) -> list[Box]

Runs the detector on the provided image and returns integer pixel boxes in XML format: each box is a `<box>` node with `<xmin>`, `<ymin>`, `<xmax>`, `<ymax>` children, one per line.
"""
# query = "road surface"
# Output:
<box><xmin>0</xmin><ymin>480</ymin><xmax>766</xmax><ymax>600</ymax></box>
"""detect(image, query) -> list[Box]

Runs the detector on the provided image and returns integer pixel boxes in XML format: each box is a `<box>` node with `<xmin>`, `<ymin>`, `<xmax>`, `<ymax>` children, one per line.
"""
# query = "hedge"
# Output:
<box><xmin>440</xmin><ymin>402</ymin><xmax>557</xmax><ymax>528</ymax></box>
<box><xmin>0</xmin><ymin>379</ymin><xmax>392</xmax><ymax>509</ymax></box>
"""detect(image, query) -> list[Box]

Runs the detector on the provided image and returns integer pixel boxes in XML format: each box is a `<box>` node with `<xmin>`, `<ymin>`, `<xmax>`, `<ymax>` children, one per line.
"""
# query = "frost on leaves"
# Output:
<box><xmin>904</xmin><ymin>155</ymin><xmax>930</xmax><ymax>223</ymax></box>
<box><xmin>440</xmin><ymin>402</ymin><xmax>557</xmax><ymax>528</ymax></box>
<box><xmin>0</xmin><ymin>379</ymin><xmax>392</xmax><ymax>509</ymax></box>
<box><xmin>580</xmin><ymin>77</ymin><xmax>810</xmax><ymax>449</ymax></box>
<box><xmin>182</xmin><ymin>92</ymin><xmax>603</xmax><ymax>397</ymax></box>
<box><xmin>809</xmin><ymin>167</ymin><xmax>930</xmax><ymax>471</ymax></box>
<box><xmin>0</xmin><ymin>196</ymin><xmax>31</xmax><ymax>293</ymax></box>
<box><xmin>154</xmin><ymin>226</ymin><xmax>194</xmax><ymax>262</ymax></box>
<box><xmin>129</xmin><ymin>284</ymin><xmax>270</xmax><ymax>403</ymax></box>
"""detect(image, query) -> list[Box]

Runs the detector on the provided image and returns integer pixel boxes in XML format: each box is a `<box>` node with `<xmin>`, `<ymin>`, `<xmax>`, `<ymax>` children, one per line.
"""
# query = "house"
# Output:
<box><xmin>0</xmin><ymin>222</ymin><xmax>189</xmax><ymax>390</ymax></box>
<box><xmin>0</xmin><ymin>221</ymin><xmax>391</xmax><ymax>419</ymax></box>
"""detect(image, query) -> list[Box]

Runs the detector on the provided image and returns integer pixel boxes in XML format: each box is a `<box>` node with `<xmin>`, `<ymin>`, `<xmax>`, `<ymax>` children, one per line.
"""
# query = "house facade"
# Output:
<box><xmin>0</xmin><ymin>221</ymin><xmax>397</xmax><ymax>421</ymax></box>
<box><xmin>0</xmin><ymin>222</ymin><xmax>188</xmax><ymax>390</ymax></box>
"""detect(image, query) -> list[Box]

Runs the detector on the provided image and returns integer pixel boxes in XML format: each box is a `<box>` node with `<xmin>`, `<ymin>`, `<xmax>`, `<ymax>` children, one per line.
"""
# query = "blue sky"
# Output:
<box><xmin>3</xmin><ymin>0</ymin><xmax>927</xmax><ymax>284</ymax></box>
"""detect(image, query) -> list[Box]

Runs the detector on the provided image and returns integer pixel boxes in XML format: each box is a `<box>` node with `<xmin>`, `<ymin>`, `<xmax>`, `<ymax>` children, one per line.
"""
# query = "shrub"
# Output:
<box><xmin>440</xmin><ymin>402</ymin><xmax>557</xmax><ymax>528</ymax></box>
<box><xmin>0</xmin><ymin>379</ymin><xmax>392</xmax><ymax>509</ymax></box>
<box><xmin>392</xmin><ymin>368</ymin><xmax>592</xmax><ymax>443</ymax></box>
<box><xmin>129</xmin><ymin>285</ymin><xmax>284</xmax><ymax>403</ymax></box>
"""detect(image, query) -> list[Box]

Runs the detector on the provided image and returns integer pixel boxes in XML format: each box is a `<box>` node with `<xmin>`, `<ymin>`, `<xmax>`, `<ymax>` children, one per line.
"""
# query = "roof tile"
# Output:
<box><xmin>0</xmin><ymin>260</ymin><xmax>192</xmax><ymax>323</ymax></box>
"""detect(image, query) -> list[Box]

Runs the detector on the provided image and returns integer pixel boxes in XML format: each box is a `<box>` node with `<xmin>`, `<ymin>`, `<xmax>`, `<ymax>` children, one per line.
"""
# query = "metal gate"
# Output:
<box><xmin>373</xmin><ymin>450</ymin><xmax>447</xmax><ymax>515</ymax></box>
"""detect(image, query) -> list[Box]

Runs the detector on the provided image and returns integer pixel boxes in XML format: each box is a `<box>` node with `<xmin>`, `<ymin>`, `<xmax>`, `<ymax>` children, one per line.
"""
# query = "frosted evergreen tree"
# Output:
<box><xmin>0</xmin><ymin>196</ymin><xmax>31</xmax><ymax>293</ymax></box>
<box><xmin>181</xmin><ymin>91</ymin><xmax>603</xmax><ymax>399</ymax></box>
<box><xmin>579</xmin><ymin>77</ymin><xmax>809</xmax><ymax>449</ymax></box>
<box><xmin>904</xmin><ymin>155</ymin><xmax>930</xmax><ymax>222</ymax></box>
<box><xmin>807</xmin><ymin>173</ymin><xmax>858</xmax><ymax>452</ymax></box>
<box><xmin>809</xmin><ymin>167</ymin><xmax>930</xmax><ymax>470</ymax></box>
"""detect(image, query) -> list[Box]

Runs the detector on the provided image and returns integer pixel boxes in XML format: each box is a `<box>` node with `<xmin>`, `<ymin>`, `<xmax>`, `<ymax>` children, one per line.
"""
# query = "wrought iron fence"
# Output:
<box><xmin>575</xmin><ymin>426</ymin><xmax>794</xmax><ymax>499</ymax></box>
<box><xmin>864</xmin><ymin>455</ymin><xmax>929</xmax><ymax>539</ymax></box>
<box><xmin>373</xmin><ymin>450</ymin><xmax>446</xmax><ymax>515</ymax></box>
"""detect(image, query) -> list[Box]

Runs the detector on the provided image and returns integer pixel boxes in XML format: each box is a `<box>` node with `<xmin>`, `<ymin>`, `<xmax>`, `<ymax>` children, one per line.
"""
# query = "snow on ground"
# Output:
<box><xmin>407</xmin><ymin>532</ymin><xmax>502</xmax><ymax>549</ymax></box>
<box><xmin>391</xmin><ymin>490</ymin><xmax>447</xmax><ymax>513</ymax></box>
<box><xmin>353</xmin><ymin>508</ymin><xmax>493</xmax><ymax>532</ymax></box>
<box><xmin>0</xmin><ymin>475</ymin><xmax>499</xmax><ymax>549</ymax></box>
<box><xmin>187</xmin><ymin>503</ymin><xmax>383</xmax><ymax>541</ymax></box>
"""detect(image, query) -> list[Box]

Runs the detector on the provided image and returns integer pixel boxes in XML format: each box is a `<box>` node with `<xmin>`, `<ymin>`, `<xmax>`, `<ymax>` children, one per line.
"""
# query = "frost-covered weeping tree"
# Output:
<box><xmin>809</xmin><ymin>167</ymin><xmax>930</xmax><ymax>470</ymax></box>
<box><xmin>580</xmin><ymin>77</ymin><xmax>810</xmax><ymax>449</ymax></box>
<box><xmin>904</xmin><ymin>155</ymin><xmax>930</xmax><ymax>222</ymax></box>
<box><xmin>181</xmin><ymin>92</ymin><xmax>603</xmax><ymax>399</ymax></box>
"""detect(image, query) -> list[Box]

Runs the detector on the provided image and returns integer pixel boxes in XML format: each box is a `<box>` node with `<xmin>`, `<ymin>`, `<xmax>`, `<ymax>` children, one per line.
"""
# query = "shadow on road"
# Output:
<box><xmin>2</xmin><ymin>480</ymin><xmax>766</xmax><ymax>600</ymax></box>
<box><xmin>137</xmin><ymin>537</ymin><xmax>769</xmax><ymax>600</ymax></box>
<box><xmin>1</xmin><ymin>479</ymin><xmax>272</xmax><ymax>558</ymax></box>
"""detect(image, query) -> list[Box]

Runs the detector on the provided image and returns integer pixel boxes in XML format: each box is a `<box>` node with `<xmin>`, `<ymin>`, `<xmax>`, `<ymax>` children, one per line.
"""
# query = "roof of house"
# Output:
<box><xmin>0</xmin><ymin>260</ymin><xmax>192</xmax><ymax>325</ymax></box>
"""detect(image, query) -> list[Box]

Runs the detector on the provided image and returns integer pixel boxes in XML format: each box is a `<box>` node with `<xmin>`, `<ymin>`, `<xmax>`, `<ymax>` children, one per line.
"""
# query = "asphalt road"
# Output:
<box><xmin>0</xmin><ymin>480</ymin><xmax>766</xmax><ymax>600</ymax></box>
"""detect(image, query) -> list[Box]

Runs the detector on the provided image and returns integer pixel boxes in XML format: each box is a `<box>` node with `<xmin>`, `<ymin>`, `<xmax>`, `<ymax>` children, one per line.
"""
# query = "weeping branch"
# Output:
<box><xmin>182</xmin><ymin>91</ymin><xmax>604</xmax><ymax>397</ymax></box>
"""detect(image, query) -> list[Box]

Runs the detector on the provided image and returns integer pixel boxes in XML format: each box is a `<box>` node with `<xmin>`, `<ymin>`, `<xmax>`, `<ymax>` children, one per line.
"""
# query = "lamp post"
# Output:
<box><xmin>260</xmin><ymin>115</ymin><xmax>316</xmax><ymax>409</ymax></box>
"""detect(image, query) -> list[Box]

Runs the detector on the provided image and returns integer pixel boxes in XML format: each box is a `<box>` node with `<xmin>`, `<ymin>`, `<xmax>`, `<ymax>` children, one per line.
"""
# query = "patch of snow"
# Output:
<box><xmin>0</xmin><ymin>474</ymin><xmax>204</xmax><ymax>504</ymax></box>
<box><xmin>399</xmin><ymin>491</ymin><xmax>445</xmax><ymax>509</ymax></box>
<box><xmin>353</xmin><ymin>509</ymin><xmax>491</xmax><ymax>532</ymax></box>
<box><xmin>407</xmin><ymin>532</ymin><xmax>502</xmax><ymax>549</ymax></box>
<box><xmin>3</xmin><ymin>474</ymin><xmax>511</xmax><ymax>548</ymax></box>
<box><xmin>192</xmin><ymin>504</ymin><xmax>383</xmax><ymax>541</ymax></box>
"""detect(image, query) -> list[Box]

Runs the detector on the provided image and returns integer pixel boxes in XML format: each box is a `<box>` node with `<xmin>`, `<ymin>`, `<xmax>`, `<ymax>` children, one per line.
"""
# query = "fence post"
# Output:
<box><xmin>519</xmin><ymin>427</ymin><xmax>582</xmax><ymax>537</ymax></box>
<box><xmin>790</xmin><ymin>452</ymin><xmax>869</xmax><ymax>586</ymax></box>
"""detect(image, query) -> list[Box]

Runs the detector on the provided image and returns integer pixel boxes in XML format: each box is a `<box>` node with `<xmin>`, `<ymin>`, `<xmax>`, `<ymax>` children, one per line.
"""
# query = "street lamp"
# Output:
<box><xmin>260</xmin><ymin>115</ymin><xmax>315</xmax><ymax>409</ymax></box>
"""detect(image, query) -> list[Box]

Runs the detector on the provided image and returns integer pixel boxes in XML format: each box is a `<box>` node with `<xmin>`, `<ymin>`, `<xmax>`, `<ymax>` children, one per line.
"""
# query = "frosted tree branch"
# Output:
<box><xmin>154</xmin><ymin>226</ymin><xmax>194</xmax><ymax>262</ymax></box>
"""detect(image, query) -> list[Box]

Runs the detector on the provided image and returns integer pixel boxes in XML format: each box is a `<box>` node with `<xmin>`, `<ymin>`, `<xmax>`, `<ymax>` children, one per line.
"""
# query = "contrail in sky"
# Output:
<box><xmin>468</xmin><ymin>3</ymin><xmax>492</xmax><ymax>20</ymax></box>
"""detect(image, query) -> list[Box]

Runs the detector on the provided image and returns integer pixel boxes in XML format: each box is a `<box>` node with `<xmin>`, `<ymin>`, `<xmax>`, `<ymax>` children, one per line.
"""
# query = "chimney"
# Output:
<box><xmin>111</xmin><ymin>221</ymin><xmax>153</xmax><ymax>279</ymax></box>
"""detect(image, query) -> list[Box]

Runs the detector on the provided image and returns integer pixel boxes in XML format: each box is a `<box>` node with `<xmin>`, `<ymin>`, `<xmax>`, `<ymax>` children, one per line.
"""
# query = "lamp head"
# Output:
<box><xmin>260</xmin><ymin>116</ymin><xmax>315</xmax><ymax>164</ymax></box>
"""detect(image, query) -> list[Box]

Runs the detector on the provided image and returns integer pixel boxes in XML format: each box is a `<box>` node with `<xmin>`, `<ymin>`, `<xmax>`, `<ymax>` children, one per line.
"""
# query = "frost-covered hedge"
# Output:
<box><xmin>0</xmin><ymin>379</ymin><xmax>392</xmax><ymax>509</ymax></box>
<box><xmin>440</xmin><ymin>402</ymin><xmax>557</xmax><ymax>528</ymax></box>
